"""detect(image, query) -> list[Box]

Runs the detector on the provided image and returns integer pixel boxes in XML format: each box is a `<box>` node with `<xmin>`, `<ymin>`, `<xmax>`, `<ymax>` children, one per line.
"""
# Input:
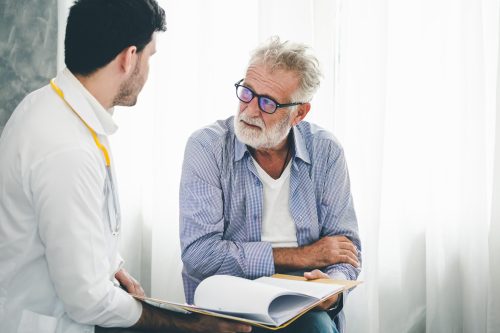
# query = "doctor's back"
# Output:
<box><xmin>0</xmin><ymin>80</ymin><xmax>109</xmax><ymax>333</ymax></box>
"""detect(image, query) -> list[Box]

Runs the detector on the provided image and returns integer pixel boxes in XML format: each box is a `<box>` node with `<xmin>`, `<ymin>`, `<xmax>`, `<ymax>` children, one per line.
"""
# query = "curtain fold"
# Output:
<box><xmin>488</xmin><ymin>13</ymin><xmax>500</xmax><ymax>329</ymax></box>
<box><xmin>338</xmin><ymin>0</ymin><xmax>498</xmax><ymax>332</ymax></box>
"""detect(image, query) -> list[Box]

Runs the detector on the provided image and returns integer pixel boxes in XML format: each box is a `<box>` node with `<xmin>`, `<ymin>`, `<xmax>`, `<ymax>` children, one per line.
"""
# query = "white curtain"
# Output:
<box><xmin>336</xmin><ymin>0</ymin><xmax>500</xmax><ymax>332</ymax></box>
<box><xmin>56</xmin><ymin>0</ymin><xmax>500</xmax><ymax>331</ymax></box>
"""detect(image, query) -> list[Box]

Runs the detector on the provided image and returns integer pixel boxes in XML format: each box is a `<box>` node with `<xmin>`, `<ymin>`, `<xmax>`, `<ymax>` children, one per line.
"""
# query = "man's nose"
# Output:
<box><xmin>244</xmin><ymin>97</ymin><xmax>261</xmax><ymax>117</ymax></box>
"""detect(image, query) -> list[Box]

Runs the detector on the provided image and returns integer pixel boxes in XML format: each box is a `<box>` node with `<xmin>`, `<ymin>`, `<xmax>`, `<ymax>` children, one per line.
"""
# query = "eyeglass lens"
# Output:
<box><xmin>236</xmin><ymin>85</ymin><xmax>277</xmax><ymax>114</ymax></box>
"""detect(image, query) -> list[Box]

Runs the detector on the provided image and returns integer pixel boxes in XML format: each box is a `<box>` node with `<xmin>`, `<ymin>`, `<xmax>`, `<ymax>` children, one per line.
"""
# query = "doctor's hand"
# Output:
<box><xmin>115</xmin><ymin>268</ymin><xmax>145</xmax><ymax>297</ymax></box>
<box><xmin>131</xmin><ymin>301</ymin><xmax>252</xmax><ymax>332</ymax></box>
<box><xmin>183</xmin><ymin>314</ymin><xmax>252</xmax><ymax>333</ymax></box>
<box><xmin>304</xmin><ymin>269</ymin><xmax>340</xmax><ymax>311</ymax></box>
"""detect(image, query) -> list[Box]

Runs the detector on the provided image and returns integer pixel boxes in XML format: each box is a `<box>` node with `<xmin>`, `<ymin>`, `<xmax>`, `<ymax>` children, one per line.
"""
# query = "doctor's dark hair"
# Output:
<box><xmin>65</xmin><ymin>0</ymin><xmax>166</xmax><ymax>76</ymax></box>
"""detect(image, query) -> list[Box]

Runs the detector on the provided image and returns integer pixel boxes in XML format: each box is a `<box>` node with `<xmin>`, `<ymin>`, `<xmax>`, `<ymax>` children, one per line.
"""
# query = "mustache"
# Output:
<box><xmin>238</xmin><ymin>112</ymin><xmax>265</xmax><ymax>129</ymax></box>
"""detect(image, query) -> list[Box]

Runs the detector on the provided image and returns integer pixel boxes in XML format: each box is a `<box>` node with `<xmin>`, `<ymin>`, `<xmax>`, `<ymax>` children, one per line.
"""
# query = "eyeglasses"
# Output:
<box><xmin>234</xmin><ymin>79</ymin><xmax>304</xmax><ymax>114</ymax></box>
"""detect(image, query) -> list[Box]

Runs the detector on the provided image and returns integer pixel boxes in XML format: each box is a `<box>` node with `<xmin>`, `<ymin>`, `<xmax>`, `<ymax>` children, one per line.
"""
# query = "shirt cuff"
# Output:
<box><xmin>241</xmin><ymin>241</ymin><xmax>275</xmax><ymax>279</ymax></box>
<box><xmin>98</xmin><ymin>288</ymin><xmax>143</xmax><ymax>328</ymax></box>
<box><xmin>123</xmin><ymin>298</ymin><xmax>143</xmax><ymax>328</ymax></box>
<box><xmin>329</xmin><ymin>271</ymin><xmax>348</xmax><ymax>281</ymax></box>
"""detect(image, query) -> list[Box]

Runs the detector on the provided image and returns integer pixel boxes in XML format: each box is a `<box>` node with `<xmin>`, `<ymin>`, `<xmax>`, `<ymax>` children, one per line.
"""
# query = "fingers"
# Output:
<box><xmin>337</xmin><ymin>243</ymin><xmax>359</xmax><ymax>267</ymax></box>
<box><xmin>341</xmin><ymin>250</ymin><xmax>360</xmax><ymax>268</ymax></box>
<box><xmin>304</xmin><ymin>271</ymin><xmax>340</xmax><ymax>311</ymax></box>
<box><xmin>131</xmin><ymin>278</ymin><xmax>145</xmax><ymax>296</ymax></box>
<box><xmin>332</xmin><ymin>235</ymin><xmax>351</xmax><ymax>243</ymax></box>
<box><xmin>121</xmin><ymin>276</ymin><xmax>135</xmax><ymax>294</ymax></box>
<box><xmin>328</xmin><ymin>236</ymin><xmax>360</xmax><ymax>267</ymax></box>
<box><xmin>338</xmin><ymin>239</ymin><xmax>358</xmax><ymax>255</ymax></box>
<box><xmin>115</xmin><ymin>269</ymin><xmax>145</xmax><ymax>296</ymax></box>
<box><xmin>304</xmin><ymin>269</ymin><xmax>329</xmax><ymax>280</ymax></box>
<box><xmin>137</xmin><ymin>284</ymin><xmax>145</xmax><ymax>296</ymax></box>
<box><xmin>332</xmin><ymin>236</ymin><xmax>358</xmax><ymax>255</ymax></box>
<box><xmin>126</xmin><ymin>274</ymin><xmax>145</xmax><ymax>296</ymax></box>
<box><xmin>315</xmin><ymin>294</ymin><xmax>339</xmax><ymax>311</ymax></box>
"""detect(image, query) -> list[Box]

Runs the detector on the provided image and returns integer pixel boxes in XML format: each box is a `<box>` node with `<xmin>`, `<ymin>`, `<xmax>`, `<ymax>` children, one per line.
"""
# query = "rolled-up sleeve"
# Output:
<box><xmin>32</xmin><ymin>149</ymin><xmax>142</xmax><ymax>328</ymax></box>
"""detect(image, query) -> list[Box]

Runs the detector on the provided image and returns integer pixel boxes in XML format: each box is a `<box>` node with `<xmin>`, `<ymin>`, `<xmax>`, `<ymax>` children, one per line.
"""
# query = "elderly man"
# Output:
<box><xmin>179</xmin><ymin>37</ymin><xmax>361</xmax><ymax>333</ymax></box>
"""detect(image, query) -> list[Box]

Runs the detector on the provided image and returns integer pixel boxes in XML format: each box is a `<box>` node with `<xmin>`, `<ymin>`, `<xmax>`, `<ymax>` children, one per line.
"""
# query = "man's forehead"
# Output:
<box><xmin>244</xmin><ymin>65</ymin><xmax>299</xmax><ymax>97</ymax></box>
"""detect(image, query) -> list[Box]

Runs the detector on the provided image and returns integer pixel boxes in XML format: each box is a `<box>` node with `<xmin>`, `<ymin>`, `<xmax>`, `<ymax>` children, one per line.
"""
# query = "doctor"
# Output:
<box><xmin>0</xmin><ymin>0</ymin><xmax>251</xmax><ymax>333</ymax></box>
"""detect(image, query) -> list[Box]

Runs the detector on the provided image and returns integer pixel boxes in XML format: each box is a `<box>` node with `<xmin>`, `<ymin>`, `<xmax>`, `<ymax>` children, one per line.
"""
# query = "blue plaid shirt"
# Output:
<box><xmin>179</xmin><ymin>116</ymin><xmax>361</xmax><ymax>309</ymax></box>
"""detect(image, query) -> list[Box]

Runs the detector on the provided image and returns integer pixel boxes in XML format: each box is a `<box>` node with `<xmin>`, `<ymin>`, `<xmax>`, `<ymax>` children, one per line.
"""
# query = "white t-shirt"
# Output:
<box><xmin>252</xmin><ymin>157</ymin><xmax>298</xmax><ymax>248</ymax></box>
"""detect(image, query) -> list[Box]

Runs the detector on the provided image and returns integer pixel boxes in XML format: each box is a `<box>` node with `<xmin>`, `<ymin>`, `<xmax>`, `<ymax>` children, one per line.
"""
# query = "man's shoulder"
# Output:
<box><xmin>296</xmin><ymin>121</ymin><xmax>343</xmax><ymax>151</ymax></box>
<box><xmin>2</xmin><ymin>84</ymin><xmax>96</xmax><ymax>161</ymax></box>
<box><xmin>188</xmin><ymin>116</ymin><xmax>235</xmax><ymax>147</ymax></box>
<box><xmin>4</xmin><ymin>84</ymin><xmax>60</xmax><ymax>140</ymax></box>
<box><xmin>15</xmin><ymin>84</ymin><xmax>54</xmax><ymax>112</ymax></box>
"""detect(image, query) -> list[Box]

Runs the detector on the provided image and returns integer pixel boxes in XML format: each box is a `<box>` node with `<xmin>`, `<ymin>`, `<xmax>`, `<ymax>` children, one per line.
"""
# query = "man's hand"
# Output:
<box><xmin>304</xmin><ymin>236</ymin><xmax>359</xmax><ymax>268</ymax></box>
<box><xmin>273</xmin><ymin>235</ymin><xmax>359</xmax><ymax>271</ymax></box>
<box><xmin>304</xmin><ymin>269</ymin><xmax>339</xmax><ymax>311</ymax></box>
<box><xmin>115</xmin><ymin>269</ymin><xmax>145</xmax><ymax>297</ymax></box>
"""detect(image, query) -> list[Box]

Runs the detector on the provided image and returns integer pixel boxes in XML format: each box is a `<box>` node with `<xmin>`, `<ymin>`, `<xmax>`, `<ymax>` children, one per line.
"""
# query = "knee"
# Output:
<box><xmin>293</xmin><ymin>311</ymin><xmax>336</xmax><ymax>333</ymax></box>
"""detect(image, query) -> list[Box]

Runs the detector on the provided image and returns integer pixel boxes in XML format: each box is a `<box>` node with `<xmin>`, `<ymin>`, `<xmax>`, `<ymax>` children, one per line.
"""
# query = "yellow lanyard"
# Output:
<box><xmin>49</xmin><ymin>79</ymin><xmax>111</xmax><ymax>167</ymax></box>
<box><xmin>50</xmin><ymin>79</ymin><xmax>121</xmax><ymax>236</ymax></box>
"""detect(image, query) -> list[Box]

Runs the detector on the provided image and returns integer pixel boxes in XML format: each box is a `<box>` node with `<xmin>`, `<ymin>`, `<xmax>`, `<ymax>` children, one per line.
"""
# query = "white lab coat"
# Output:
<box><xmin>0</xmin><ymin>69</ymin><xmax>142</xmax><ymax>333</ymax></box>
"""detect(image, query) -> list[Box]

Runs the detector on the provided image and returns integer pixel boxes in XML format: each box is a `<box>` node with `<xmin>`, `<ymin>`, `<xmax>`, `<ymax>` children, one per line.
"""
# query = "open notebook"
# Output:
<box><xmin>135</xmin><ymin>274</ymin><xmax>361</xmax><ymax>330</ymax></box>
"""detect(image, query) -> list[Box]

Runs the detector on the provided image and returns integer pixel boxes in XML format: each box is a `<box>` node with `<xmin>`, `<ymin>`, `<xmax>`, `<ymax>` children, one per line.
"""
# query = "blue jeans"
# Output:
<box><xmin>253</xmin><ymin>311</ymin><xmax>339</xmax><ymax>333</ymax></box>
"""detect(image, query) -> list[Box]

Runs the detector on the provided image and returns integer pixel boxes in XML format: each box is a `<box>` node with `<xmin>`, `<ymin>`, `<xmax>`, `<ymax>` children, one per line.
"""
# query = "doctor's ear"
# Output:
<box><xmin>291</xmin><ymin>103</ymin><xmax>311</xmax><ymax>126</ymax></box>
<box><xmin>117</xmin><ymin>46</ymin><xmax>138</xmax><ymax>75</ymax></box>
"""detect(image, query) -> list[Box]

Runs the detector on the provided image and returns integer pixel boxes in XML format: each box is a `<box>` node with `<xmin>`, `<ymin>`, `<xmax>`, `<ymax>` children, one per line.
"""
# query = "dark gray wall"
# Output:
<box><xmin>0</xmin><ymin>0</ymin><xmax>58</xmax><ymax>134</ymax></box>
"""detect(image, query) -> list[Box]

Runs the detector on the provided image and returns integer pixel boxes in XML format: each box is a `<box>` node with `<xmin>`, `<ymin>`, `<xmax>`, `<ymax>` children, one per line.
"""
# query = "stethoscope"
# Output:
<box><xmin>50</xmin><ymin>79</ymin><xmax>121</xmax><ymax>236</ymax></box>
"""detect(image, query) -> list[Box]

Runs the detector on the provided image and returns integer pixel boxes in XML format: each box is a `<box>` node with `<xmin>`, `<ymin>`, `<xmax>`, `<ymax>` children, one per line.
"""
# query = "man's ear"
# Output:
<box><xmin>118</xmin><ymin>46</ymin><xmax>138</xmax><ymax>74</ymax></box>
<box><xmin>292</xmin><ymin>103</ymin><xmax>311</xmax><ymax>126</ymax></box>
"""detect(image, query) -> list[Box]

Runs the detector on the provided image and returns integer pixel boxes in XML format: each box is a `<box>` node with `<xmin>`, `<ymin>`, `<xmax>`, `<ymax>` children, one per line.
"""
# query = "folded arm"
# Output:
<box><xmin>273</xmin><ymin>235</ymin><xmax>359</xmax><ymax>272</ymax></box>
<box><xmin>180</xmin><ymin>136</ymin><xmax>275</xmax><ymax>281</ymax></box>
<box><xmin>274</xmin><ymin>144</ymin><xmax>361</xmax><ymax>276</ymax></box>
<box><xmin>274</xmin><ymin>143</ymin><xmax>361</xmax><ymax>315</ymax></box>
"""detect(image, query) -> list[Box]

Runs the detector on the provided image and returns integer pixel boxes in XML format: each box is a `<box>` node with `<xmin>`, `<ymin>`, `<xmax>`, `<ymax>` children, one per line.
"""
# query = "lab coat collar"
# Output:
<box><xmin>52</xmin><ymin>68</ymin><xmax>118</xmax><ymax>136</ymax></box>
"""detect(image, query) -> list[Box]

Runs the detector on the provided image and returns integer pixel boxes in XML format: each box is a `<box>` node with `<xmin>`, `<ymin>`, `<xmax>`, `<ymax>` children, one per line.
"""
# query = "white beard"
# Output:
<box><xmin>234</xmin><ymin>109</ymin><xmax>292</xmax><ymax>149</ymax></box>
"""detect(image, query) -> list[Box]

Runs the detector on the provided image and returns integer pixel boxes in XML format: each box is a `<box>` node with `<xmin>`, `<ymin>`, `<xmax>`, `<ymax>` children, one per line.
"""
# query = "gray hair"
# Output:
<box><xmin>248</xmin><ymin>36</ymin><xmax>322</xmax><ymax>103</ymax></box>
